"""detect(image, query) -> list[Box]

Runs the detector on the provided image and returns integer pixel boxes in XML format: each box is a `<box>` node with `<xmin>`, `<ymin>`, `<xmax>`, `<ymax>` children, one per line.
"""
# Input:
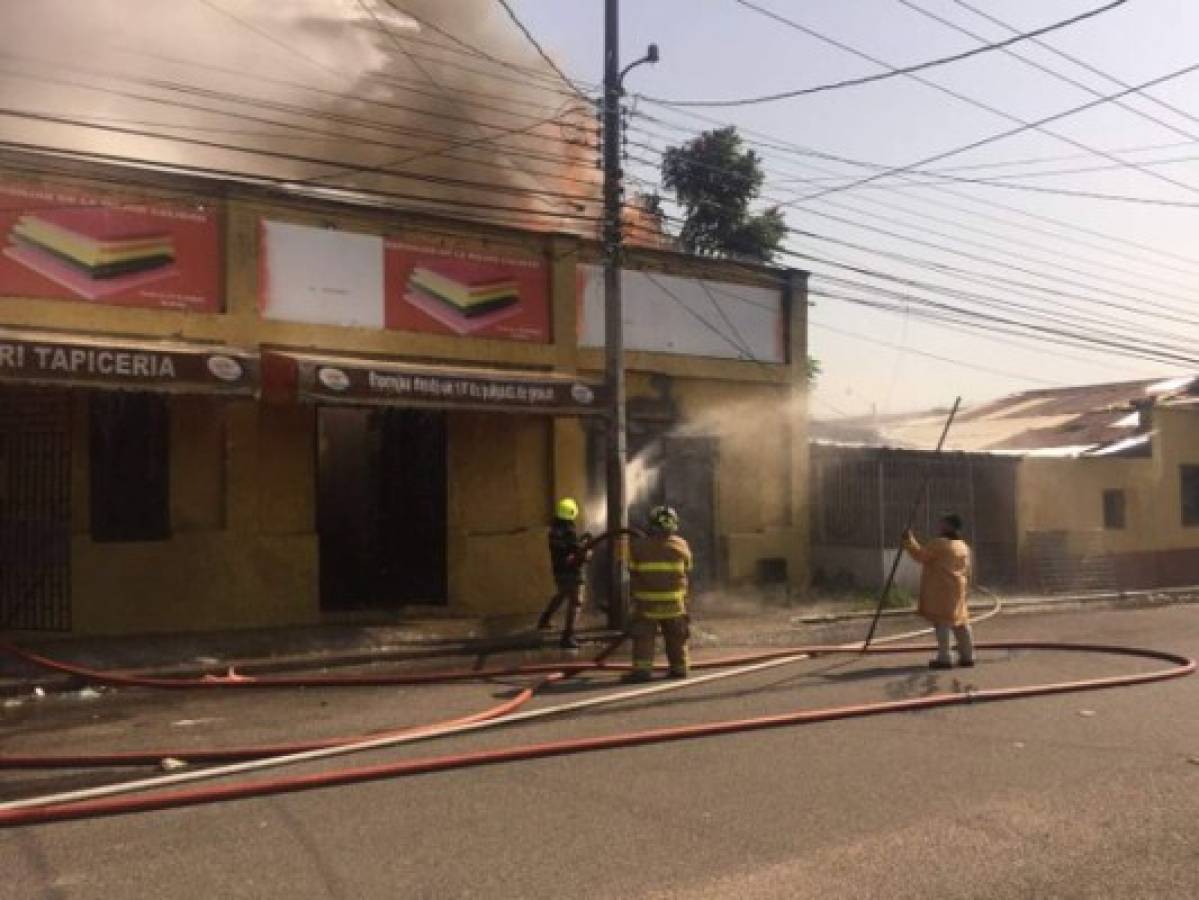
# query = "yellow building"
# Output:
<box><xmin>0</xmin><ymin>151</ymin><xmax>810</xmax><ymax>635</ymax></box>
<box><xmin>814</xmin><ymin>378</ymin><xmax>1199</xmax><ymax>593</ymax></box>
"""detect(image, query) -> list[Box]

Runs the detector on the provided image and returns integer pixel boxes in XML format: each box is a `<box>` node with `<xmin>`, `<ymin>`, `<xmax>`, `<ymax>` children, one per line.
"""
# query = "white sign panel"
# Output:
<box><xmin>260</xmin><ymin>220</ymin><xmax>385</xmax><ymax>328</ymax></box>
<box><xmin>579</xmin><ymin>265</ymin><xmax>784</xmax><ymax>363</ymax></box>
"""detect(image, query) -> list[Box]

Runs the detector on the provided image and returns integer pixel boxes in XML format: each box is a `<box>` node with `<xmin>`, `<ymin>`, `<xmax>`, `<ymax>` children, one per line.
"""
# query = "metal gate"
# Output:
<box><xmin>0</xmin><ymin>388</ymin><xmax>71</xmax><ymax>631</ymax></box>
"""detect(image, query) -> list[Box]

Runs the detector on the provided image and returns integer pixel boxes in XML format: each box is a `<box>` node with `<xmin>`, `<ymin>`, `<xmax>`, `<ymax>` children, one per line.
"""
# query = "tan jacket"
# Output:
<box><xmin>903</xmin><ymin>534</ymin><xmax>971</xmax><ymax>626</ymax></box>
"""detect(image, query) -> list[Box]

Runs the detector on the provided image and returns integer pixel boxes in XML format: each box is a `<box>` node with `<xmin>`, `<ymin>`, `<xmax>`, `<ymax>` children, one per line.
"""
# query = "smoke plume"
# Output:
<box><xmin>0</xmin><ymin>1</ymin><xmax>601</xmax><ymax>232</ymax></box>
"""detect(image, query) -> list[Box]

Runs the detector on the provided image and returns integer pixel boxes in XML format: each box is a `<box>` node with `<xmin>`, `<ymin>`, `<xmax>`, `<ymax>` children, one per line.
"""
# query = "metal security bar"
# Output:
<box><xmin>0</xmin><ymin>388</ymin><xmax>71</xmax><ymax>631</ymax></box>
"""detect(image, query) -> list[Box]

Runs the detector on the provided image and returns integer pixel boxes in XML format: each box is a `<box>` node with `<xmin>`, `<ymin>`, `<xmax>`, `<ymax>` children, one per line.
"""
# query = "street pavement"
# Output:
<box><xmin>1</xmin><ymin>604</ymin><xmax>1197</xmax><ymax>899</ymax></box>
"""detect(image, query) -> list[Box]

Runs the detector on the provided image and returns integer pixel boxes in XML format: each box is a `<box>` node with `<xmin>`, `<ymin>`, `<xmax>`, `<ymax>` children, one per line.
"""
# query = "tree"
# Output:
<box><xmin>660</xmin><ymin>127</ymin><xmax>818</xmax><ymax>379</ymax></box>
<box><xmin>661</xmin><ymin>126</ymin><xmax>785</xmax><ymax>262</ymax></box>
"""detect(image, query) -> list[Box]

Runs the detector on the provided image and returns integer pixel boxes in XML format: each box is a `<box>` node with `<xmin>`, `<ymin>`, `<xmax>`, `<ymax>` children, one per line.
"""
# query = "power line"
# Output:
<box><xmin>494</xmin><ymin>0</ymin><xmax>587</xmax><ymax>98</ymax></box>
<box><xmin>641</xmin><ymin>0</ymin><xmax>1128</xmax><ymax>107</ymax></box>
<box><xmin>353</xmin><ymin>0</ymin><xmax>586</xmax><ymax>213</ymax></box>
<box><xmin>0</xmin><ymin>104</ymin><xmax>601</xmax><ymax>210</ymax></box>
<box><xmin>623</xmin><ymin>107</ymin><xmax>1199</xmax><ymax>277</ymax></box>
<box><xmin>381</xmin><ymin>1</ymin><xmax>593</xmax><ymax>94</ymax></box>
<box><xmin>676</xmin><ymin>3</ymin><xmax>1199</xmax><ymax>205</ymax></box>
<box><xmin>0</xmin><ymin>137</ymin><xmax>607</xmax><ymax>229</ymax></box>
<box><xmin>623</xmin><ymin>154</ymin><xmax>1199</xmax><ymax>334</ymax></box>
<box><xmin>896</xmin><ymin>0</ymin><xmax>1199</xmax><ymax>158</ymax></box>
<box><xmin>809</xmin><ymin>319</ymin><xmax>1064</xmax><ymax>386</ymax></box>
<box><xmin>953</xmin><ymin>0</ymin><xmax>1199</xmax><ymax>132</ymax></box>
<box><xmin>0</xmin><ymin>151</ymin><xmax>599</xmax><ymax>259</ymax></box>
<box><xmin>795</xmin><ymin>59</ymin><xmax>1199</xmax><ymax>203</ymax></box>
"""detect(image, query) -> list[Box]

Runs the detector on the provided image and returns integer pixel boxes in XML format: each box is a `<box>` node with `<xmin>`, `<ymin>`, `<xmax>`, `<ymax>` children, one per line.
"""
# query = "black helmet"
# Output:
<box><xmin>649</xmin><ymin>505</ymin><xmax>679</xmax><ymax>532</ymax></box>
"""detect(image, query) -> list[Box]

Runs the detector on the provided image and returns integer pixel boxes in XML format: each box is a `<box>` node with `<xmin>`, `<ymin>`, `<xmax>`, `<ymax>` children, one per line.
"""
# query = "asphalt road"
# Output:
<box><xmin>1</xmin><ymin>604</ymin><xmax>1197</xmax><ymax>899</ymax></box>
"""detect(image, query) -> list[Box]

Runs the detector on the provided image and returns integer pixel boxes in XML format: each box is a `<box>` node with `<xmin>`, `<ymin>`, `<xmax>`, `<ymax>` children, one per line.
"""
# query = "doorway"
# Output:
<box><xmin>317</xmin><ymin>406</ymin><xmax>447</xmax><ymax>612</ymax></box>
<box><xmin>0</xmin><ymin>387</ymin><xmax>71</xmax><ymax>631</ymax></box>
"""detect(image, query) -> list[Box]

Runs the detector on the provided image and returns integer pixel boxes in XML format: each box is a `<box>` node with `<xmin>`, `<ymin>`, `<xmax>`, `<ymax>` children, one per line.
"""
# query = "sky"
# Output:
<box><xmin>508</xmin><ymin>0</ymin><xmax>1199</xmax><ymax>418</ymax></box>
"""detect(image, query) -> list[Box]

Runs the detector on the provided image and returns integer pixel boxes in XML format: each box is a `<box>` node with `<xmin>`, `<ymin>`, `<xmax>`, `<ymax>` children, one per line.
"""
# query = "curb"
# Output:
<box><xmin>793</xmin><ymin>586</ymin><xmax>1199</xmax><ymax>625</ymax></box>
<box><xmin>0</xmin><ymin>631</ymin><xmax>625</xmax><ymax>700</ymax></box>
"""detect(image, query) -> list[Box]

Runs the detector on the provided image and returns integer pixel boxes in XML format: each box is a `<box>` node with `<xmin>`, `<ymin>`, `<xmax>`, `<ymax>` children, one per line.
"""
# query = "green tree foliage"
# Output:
<box><xmin>660</xmin><ymin>127</ymin><xmax>817</xmax><ymax>379</ymax></box>
<box><xmin>661</xmin><ymin>126</ymin><xmax>785</xmax><ymax>262</ymax></box>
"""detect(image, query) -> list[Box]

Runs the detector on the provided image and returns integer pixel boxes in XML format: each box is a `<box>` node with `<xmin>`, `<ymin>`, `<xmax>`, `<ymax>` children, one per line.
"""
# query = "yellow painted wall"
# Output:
<box><xmin>1017</xmin><ymin>406</ymin><xmax>1199</xmax><ymax>558</ymax></box>
<box><xmin>673</xmin><ymin>378</ymin><xmax>807</xmax><ymax>588</ymax></box>
<box><xmin>0</xmin><ymin>161</ymin><xmax>810</xmax><ymax>632</ymax></box>
<box><xmin>69</xmin><ymin>396</ymin><xmax>318</xmax><ymax>635</ymax></box>
<box><xmin>447</xmin><ymin>413</ymin><xmax>554</xmax><ymax>615</ymax></box>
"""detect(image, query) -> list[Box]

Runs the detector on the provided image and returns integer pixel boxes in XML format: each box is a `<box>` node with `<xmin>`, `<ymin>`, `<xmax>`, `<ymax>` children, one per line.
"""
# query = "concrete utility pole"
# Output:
<box><xmin>602</xmin><ymin>0</ymin><xmax>656</xmax><ymax>630</ymax></box>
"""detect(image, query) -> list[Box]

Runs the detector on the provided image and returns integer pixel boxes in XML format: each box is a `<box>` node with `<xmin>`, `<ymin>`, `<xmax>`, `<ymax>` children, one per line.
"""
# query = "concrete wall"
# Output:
<box><xmin>70</xmin><ymin>397</ymin><xmax>319</xmax><ymax>635</ymax></box>
<box><xmin>0</xmin><ymin>159</ymin><xmax>810</xmax><ymax>633</ymax></box>
<box><xmin>1017</xmin><ymin>406</ymin><xmax>1199</xmax><ymax>589</ymax></box>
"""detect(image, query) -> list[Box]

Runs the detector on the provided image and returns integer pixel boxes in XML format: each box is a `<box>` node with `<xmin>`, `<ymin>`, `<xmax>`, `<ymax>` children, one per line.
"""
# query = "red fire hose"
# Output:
<box><xmin>0</xmin><ymin>675</ymin><xmax>558</xmax><ymax>770</ymax></box>
<box><xmin>0</xmin><ymin>640</ymin><xmax>1191</xmax><ymax>829</ymax></box>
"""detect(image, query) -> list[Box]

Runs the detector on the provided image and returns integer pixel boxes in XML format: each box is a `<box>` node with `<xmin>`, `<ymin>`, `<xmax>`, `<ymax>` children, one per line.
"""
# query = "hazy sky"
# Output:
<box><xmin>510</xmin><ymin>0</ymin><xmax>1199</xmax><ymax>417</ymax></box>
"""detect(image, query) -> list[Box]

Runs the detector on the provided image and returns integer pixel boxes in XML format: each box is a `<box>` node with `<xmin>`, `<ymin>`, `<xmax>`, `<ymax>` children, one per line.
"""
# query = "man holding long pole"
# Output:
<box><xmin>903</xmin><ymin>513</ymin><xmax>975</xmax><ymax>669</ymax></box>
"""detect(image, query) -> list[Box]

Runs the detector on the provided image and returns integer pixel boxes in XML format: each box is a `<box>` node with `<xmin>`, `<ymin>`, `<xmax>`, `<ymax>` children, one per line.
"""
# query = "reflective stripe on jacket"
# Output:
<box><xmin>629</xmin><ymin>533</ymin><xmax>693</xmax><ymax>618</ymax></box>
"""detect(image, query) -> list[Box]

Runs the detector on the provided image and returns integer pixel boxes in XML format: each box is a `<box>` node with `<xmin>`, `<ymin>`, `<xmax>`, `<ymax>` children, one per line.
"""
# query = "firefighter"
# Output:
<box><xmin>624</xmin><ymin>505</ymin><xmax>693</xmax><ymax>682</ymax></box>
<box><xmin>902</xmin><ymin>513</ymin><xmax>975</xmax><ymax>669</ymax></box>
<box><xmin>537</xmin><ymin>497</ymin><xmax>591</xmax><ymax>649</ymax></box>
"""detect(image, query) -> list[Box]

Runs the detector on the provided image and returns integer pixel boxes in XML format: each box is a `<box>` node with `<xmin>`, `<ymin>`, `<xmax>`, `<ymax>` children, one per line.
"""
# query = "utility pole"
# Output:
<box><xmin>602</xmin><ymin>0</ymin><xmax>657</xmax><ymax>630</ymax></box>
<box><xmin>602</xmin><ymin>0</ymin><xmax>627</xmax><ymax>630</ymax></box>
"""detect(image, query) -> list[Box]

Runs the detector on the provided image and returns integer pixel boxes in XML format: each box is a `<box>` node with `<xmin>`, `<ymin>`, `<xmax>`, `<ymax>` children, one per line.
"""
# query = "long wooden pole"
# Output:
<box><xmin>861</xmin><ymin>397</ymin><xmax>961</xmax><ymax>651</ymax></box>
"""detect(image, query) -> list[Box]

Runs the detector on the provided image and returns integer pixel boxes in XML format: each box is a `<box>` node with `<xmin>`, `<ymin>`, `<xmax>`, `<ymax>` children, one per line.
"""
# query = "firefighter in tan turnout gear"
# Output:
<box><xmin>624</xmin><ymin>506</ymin><xmax>693</xmax><ymax>683</ymax></box>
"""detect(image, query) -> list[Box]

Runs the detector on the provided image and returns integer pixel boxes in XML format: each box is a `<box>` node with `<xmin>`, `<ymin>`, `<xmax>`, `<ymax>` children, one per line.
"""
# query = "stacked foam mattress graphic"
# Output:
<box><xmin>4</xmin><ymin>208</ymin><xmax>178</xmax><ymax>300</ymax></box>
<box><xmin>404</xmin><ymin>260</ymin><xmax>521</xmax><ymax>334</ymax></box>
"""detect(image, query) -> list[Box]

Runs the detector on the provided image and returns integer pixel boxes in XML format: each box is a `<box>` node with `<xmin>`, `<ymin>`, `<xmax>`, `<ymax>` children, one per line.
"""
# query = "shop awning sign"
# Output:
<box><xmin>267</xmin><ymin>351</ymin><xmax>607</xmax><ymax>416</ymax></box>
<box><xmin>0</xmin><ymin>329</ymin><xmax>257</xmax><ymax>394</ymax></box>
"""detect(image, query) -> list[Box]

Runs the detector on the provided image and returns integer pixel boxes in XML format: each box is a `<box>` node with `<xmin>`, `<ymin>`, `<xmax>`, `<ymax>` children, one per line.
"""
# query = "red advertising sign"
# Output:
<box><xmin>0</xmin><ymin>178</ymin><xmax>221</xmax><ymax>313</ymax></box>
<box><xmin>384</xmin><ymin>238</ymin><xmax>549</xmax><ymax>343</ymax></box>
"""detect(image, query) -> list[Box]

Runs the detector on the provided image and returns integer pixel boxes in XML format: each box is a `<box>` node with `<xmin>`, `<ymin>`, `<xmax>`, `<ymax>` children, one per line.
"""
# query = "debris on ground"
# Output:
<box><xmin>1078</xmin><ymin>709</ymin><xmax>1097</xmax><ymax>718</ymax></box>
<box><xmin>171</xmin><ymin>717</ymin><xmax>219</xmax><ymax>728</ymax></box>
<box><xmin>32</xmin><ymin>686</ymin><xmax>45</xmax><ymax>699</ymax></box>
<box><xmin>75</xmin><ymin>687</ymin><xmax>103</xmax><ymax>700</ymax></box>
<box><xmin>159</xmin><ymin>757</ymin><xmax>189</xmax><ymax>772</ymax></box>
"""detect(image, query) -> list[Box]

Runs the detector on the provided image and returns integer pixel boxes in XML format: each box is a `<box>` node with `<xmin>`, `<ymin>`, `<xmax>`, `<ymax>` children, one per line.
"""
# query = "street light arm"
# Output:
<box><xmin>619</xmin><ymin>43</ymin><xmax>660</xmax><ymax>88</ymax></box>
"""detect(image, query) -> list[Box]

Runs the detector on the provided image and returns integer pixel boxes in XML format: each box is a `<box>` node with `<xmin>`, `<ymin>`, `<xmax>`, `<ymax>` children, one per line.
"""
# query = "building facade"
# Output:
<box><xmin>812</xmin><ymin>378</ymin><xmax>1199</xmax><ymax>595</ymax></box>
<box><xmin>0</xmin><ymin>151</ymin><xmax>810</xmax><ymax>635</ymax></box>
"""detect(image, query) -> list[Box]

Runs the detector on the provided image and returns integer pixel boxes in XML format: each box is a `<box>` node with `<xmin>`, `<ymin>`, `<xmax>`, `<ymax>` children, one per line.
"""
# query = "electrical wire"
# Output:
<box><xmin>494</xmin><ymin>0</ymin><xmax>588</xmax><ymax>99</ymax></box>
<box><xmin>810</xmin><ymin>318</ymin><xmax>1064</xmax><ymax>387</ymax></box>
<box><xmin>646</xmin><ymin>4</ymin><xmax>1199</xmax><ymax>206</ymax></box>
<box><xmin>898</xmin><ymin>0</ymin><xmax>1199</xmax><ymax>152</ymax></box>
<box><xmin>640</xmin><ymin>0</ymin><xmax>1128</xmax><ymax>107</ymax></box>
<box><xmin>953</xmin><ymin>0</ymin><xmax>1199</xmax><ymax>133</ymax></box>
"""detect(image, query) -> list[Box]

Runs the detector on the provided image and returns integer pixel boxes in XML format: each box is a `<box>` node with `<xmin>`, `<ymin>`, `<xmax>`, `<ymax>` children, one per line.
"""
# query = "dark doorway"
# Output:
<box><xmin>0</xmin><ymin>387</ymin><xmax>71</xmax><ymax>631</ymax></box>
<box><xmin>317</xmin><ymin>406</ymin><xmax>447</xmax><ymax>612</ymax></box>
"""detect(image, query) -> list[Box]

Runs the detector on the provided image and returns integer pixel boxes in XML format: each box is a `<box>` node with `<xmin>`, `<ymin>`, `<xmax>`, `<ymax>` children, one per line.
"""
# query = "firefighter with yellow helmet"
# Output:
<box><xmin>624</xmin><ymin>505</ymin><xmax>693</xmax><ymax>682</ymax></box>
<box><xmin>538</xmin><ymin>497</ymin><xmax>591</xmax><ymax>649</ymax></box>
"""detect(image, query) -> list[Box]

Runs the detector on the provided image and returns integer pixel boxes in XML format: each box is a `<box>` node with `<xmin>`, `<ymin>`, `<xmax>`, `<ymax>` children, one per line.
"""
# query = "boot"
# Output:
<box><xmin>559</xmin><ymin>602</ymin><xmax>579</xmax><ymax>648</ymax></box>
<box><xmin>621</xmin><ymin>669</ymin><xmax>652</xmax><ymax>684</ymax></box>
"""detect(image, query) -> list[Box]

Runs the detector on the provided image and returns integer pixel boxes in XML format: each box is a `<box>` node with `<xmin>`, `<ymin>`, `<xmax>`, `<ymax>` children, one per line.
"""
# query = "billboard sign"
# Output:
<box><xmin>578</xmin><ymin>264</ymin><xmax>784</xmax><ymax>363</ymax></box>
<box><xmin>259</xmin><ymin>221</ymin><xmax>549</xmax><ymax>343</ymax></box>
<box><xmin>0</xmin><ymin>178</ymin><xmax>221</xmax><ymax>313</ymax></box>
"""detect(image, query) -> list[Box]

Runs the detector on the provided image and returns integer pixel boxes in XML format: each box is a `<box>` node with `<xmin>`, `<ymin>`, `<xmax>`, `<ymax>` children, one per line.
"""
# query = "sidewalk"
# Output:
<box><xmin>3</xmin><ymin>586</ymin><xmax>1196</xmax><ymax>698</ymax></box>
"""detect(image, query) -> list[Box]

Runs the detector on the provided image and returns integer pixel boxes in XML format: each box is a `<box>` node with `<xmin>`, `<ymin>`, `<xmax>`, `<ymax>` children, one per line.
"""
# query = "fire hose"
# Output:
<box><xmin>0</xmin><ymin>597</ymin><xmax>1193</xmax><ymax>829</ymax></box>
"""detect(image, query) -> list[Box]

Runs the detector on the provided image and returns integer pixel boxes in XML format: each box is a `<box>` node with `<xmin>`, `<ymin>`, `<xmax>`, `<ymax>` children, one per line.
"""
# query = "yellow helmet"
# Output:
<box><xmin>555</xmin><ymin>497</ymin><xmax>580</xmax><ymax>521</ymax></box>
